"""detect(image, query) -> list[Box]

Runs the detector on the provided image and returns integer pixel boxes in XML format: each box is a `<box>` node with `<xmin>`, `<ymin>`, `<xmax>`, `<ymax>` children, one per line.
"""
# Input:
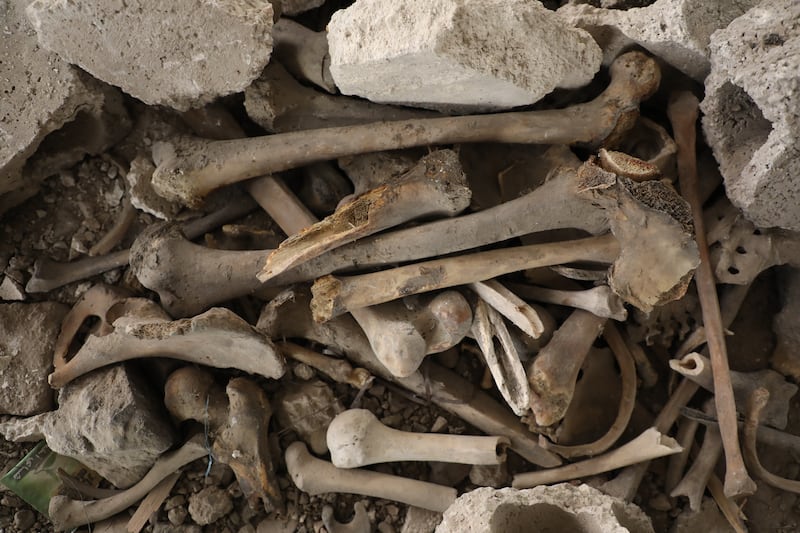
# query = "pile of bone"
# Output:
<box><xmin>1</xmin><ymin>0</ymin><xmax>800</xmax><ymax>531</ymax></box>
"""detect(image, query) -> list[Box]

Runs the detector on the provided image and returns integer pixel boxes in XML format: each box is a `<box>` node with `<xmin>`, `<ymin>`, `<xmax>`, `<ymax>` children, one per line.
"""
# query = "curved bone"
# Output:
<box><xmin>328</xmin><ymin>409</ymin><xmax>508</xmax><ymax>468</ymax></box>
<box><xmin>49</xmin><ymin>306</ymin><xmax>285</xmax><ymax>388</ymax></box>
<box><xmin>258</xmin><ymin>287</ymin><xmax>561</xmax><ymax>467</ymax></box>
<box><xmin>352</xmin><ymin>291</ymin><xmax>472</xmax><ymax>378</ymax></box>
<box><xmin>669</xmin><ymin>90</ymin><xmax>755</xmax><ymax>500</ymax></box>
<box><xmin>743</xmin><ymin>388</ymin><xmax>800</xmax><ymax>494</ymax></box>
<box><xmin>507</xmin><ymin>283</ymin><xmax>627</xmax><ymax>321</ymax></box>
<box><xmin>671</xmin><ymin>423</ymin><xmax>723</xmax><ymax>511</ymax></box>
<box><xmin>277</xmin><ymin>341</ymin><xmax>373</xmax><ymax>388</ymax></box>
<box><xmin>89</xmin><ymin>197</ymin><xmax>136</xmax><ymax>256</ymax></box>
<box><xmin>286</xmin><ymin>441</ymin><xmax>456</xmax><ymax>512</ymax></box>
<box><xmin>670</xmin><ymin>352</ymin><xmax>797</xmax><ymax>429</ymax></box>
<box><xmin>469</xmin><ymin>280</ymin><xmax>547</xmax><ymax>338</ymax></box>
<box><xmin>48</xmin><ymin>433</ymin><xmax>206</xmax><ymax>531</ymax></box>
<box><xmin>513</xmin><ymin>427</ymin><xmax>682</xmax><ymax>489</ymax></box>
<box><xmin>527</xmin><ymin>309</ymin><xmax>607</xmax><ymax>428</ymax></box>
<box><xmin>540</xmin><ymin>322</ymin><xmax>636</xmax><ymax>458</ymax></box>
<box><xmin>261</xmin><ymin>149</ymin><xmax>470</xmax><ymax>280</ymax></box>
<box><xmin>598</xmin><ymin>149</ymin><xmax>660</xmax><ymax>182</ymax></box>
<box><xmin>322</xmin><ymin>502</ymin><xmax>372</xmax><ymax>533</ymax></box>
<box><xmin>272</xmin><ymin>18</ymin><xmax>336</xmax><ymax>93</ymax></box>
<box><xmin>151</xmin><ymin>51</ymin><xmax>659</xmax><ymax>207</ymax></box>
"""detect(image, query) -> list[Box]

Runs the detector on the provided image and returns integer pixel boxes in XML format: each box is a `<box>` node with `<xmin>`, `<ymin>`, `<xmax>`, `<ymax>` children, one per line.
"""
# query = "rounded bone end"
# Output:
<box><xmin>164</xmin><ymin>366</ymin><xmax>228</xmax><ymax>429</ymax></box>
<box><xmin>285</xmin><ymin>441</ymin><xmax>319</xmax><ymax>494</ymax></box>
<box><xmin>327</xmin><ymin>409</ymin><xmax>379</xmax><ymax>469</ymax></box>
<box><xmin>609</xmin><ymin>51</ymin><xmax>661</xmax><ymax>102</ymax></box>
<box><xmin>426</xmin><ymin>290</ymin><xmax>473</xmax><ymax>352</ymax></box>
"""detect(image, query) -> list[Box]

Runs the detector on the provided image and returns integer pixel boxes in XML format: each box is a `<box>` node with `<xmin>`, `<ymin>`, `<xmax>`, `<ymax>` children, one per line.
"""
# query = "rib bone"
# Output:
<box><xmin>152</xmin><ymin>51</ymin><xmax>659</xmax><ymax>207</ymax></box>
<box><xmin>327</xmin><ymin>409</ymin><xmax>508</xmax><ymax>468</ymax></box>
<box><xmin>285</xmin><ymin>441</ymin><xmax>457</xmax><ymax>513</ymax></box>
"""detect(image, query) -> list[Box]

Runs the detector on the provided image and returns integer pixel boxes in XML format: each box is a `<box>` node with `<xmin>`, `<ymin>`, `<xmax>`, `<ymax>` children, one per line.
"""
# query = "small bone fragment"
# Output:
<box><xmin>597</xmin><ymin>149</ymin><xmax>660</xmax><ymax>182</ymax></box>
<box><xmin>89</xmin><ymin>197</ymin><xmax>136</xmax><ymax>256</ymax></box>
<box><xmin>669</xmin><ymin>90</ymin><xmax>756</xmax><ymax>500</ymax></box>
<box><xmin>277</xmin><ymin>341</ymin><xmax>372</xmax><ymax>388</ymax></box>
<box><xmin>671</xmin><ymin>422</ymin><xmax>723</xmax><ymax>511</ymax></box>
<box><xmin>322</xmin><ymin>502</ymin><xmax>372</xmax><ymax>533</ymax></box>
<box><xmin>49</xmin><ymin>305</ymin><xmax>285</xmax><ymax>387</ymax></box>
<box><xmin>611</xmin><ymin>117</ymin><xmax>677</xmax><ymax>180</ymax></box>
<box><xmin>540</xmin><ymin>322</ymin><xmax>636</xmax><ymax>458</ymax></box>
<box><xmin>125</xmin><ymin>472</ymin><xmax>181</xmax><ymax>533</ymax></box>
<box><xmin>272</xmin><ymin>18</ymin><xmax>335</xmax><ymax>93</ymax></box>
<box><xmin>513</xmin><ymin>428</ymin><xmax>682</xmax><ymax>489</ymax></box>
<box><xmin>48</xmin><ymin>434</ymin><xmax>207</xmax><ymax>531</ymax></box>
<box><xmin>469</xmin><ymin>280</ymin><xmax>546</xmax><ymax>338</ymax></box>
<box><xmin>527</xmin><ymin>310</ymin><xmax>607</xmax><ymax>428</ymax></box>
<box><xmin>351</xmin><ymin>291</ymin><xmax>472</xmax><ymax>378</ymax></box>
<box><xmin>470</xmin><ymin>299</ymin><xmax>531</xmax><ymax>416</ymax></box>
<box><xmin>151</xmin><ymin>51</ymin><xmax>659</xmax><ymax>206</ymax></box>
<box><xmin>507</xmin><ymin>283</ymin><xmax>627</xmax><ymax>321</ymax></box>
<box><xmin>670</xmin><ymin>352</ymin><xmax>798</xmax><ymax>429</ymax></box>
<box><xmin>259</xmin><ymin>287</ymin><xmax>561</xmax><ymax>467</ymax></box>
<box><xmin>328</xmin><ymin>409</ymin><xmax>508</xmax><ymax>468</ymax></box>
<box><xmin>743</xmin><ymin>388</ymin><xmax>800</xmax><ymax>494</ymax></box>
<box><xmin>261</xmin><ymin>149</ymin><xmax>470</xmax><ymax>280</ymax></box>
<box><xmin>25</xmin><ymin>196</ymin><xmax>258</xmax><ymax>293</ymax></box>
<box><xmin>286</xmin><ymin>441</ymin><xmax>457</xmax><ymax>512</ymax></box>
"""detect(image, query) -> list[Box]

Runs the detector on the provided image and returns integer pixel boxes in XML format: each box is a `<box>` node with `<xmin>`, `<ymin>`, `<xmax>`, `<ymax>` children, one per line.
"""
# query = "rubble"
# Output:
<box><xmin>701</xmin><ymin>0</ymin><xmax>800</xmax><ymax>231</ymax></box>
<box><xmin>188</xmin><ymin>486</ymin><xmax>234</xmax><ymax>526</ymax></box>
<box><xmin>0</xmin><ymin>302</ymin><xmax>67</xmax><ymax>415</ymax></box>
<box><xmin>26</xmin><ymin>0</ymin><xmax>274</xmax><ymax>111</ymax></box>
<box><xmin>327</xmin><ymin>0</ymin><xmax>601</xmax><ymax>113</ymax></box>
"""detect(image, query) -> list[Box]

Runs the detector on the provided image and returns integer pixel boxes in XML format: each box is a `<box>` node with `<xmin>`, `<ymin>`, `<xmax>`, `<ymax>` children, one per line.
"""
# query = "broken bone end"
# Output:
<box><xmin>310</xmin><ymin>276</ymin><xmax>345</xmax><ymax>322</ymax></box>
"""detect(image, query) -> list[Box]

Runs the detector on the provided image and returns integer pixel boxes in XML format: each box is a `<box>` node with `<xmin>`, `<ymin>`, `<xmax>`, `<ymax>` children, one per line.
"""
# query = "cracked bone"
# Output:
<box><xmin>513</xmin><ymin>427</ymin><xmax>682</xmax><ymax>489</ymax></box>
<box><xmin>310</xmin><ymin>160</ymin><xmax>699</xmax><ymax>320</ymax></box>
<box><xmin>261</xmin><ymin>149</ymin><xmax>470</xmax><ymax>280</ymax></box>
<box><xmin>277</xmin><ymin>341</ymin><xmax>372</xmax><ymax>389</ymax></box>
<box><xmin>351</xmin><ymin>290</ymin><xmax>473</xmax><ymax>378</ymax></box>
<box><xmin>527</xmin><ymin>309</ymin><xmax>607</xmax><ymax>428</ymax></box>
<box><xmin>328</xmin><ymin>408</ymin><xmax>507</xmax><ymax>468</ymax></box>
<box><xmin>48</xmin><ymin>433</ymin><xmax>206</xmax><ymax>531</ymax></box>
<box><xmin>469</xmin><ymin>280</ymin><xmax>547</xmax><ymax>339</ymax></box>
<box><xmin>286</xmin><ymin>441</ymin><xmax>457</xmax><ymax>512</ymax></box>
<box><xmin>272</xmin><ymin>18</ymin><xmax>336</xmax><ymax>94</ymax></box>
<box><xmin>258</xmin><ymin>286</ymin><xmax>561</xmax><ymax>467</ymax></box>
<box><xmin>507</xmin><ymin>283</ymin><xmax>627</xmax><ymax>321</ymax></box>
<box><xmin>322</xmin><ymin>502</ymin><xmax>372</xmax><ymax>533</ymax></box>
<box><xmin>48</xmin><ymin>304</ymin><xmax>285</xmax><ymax>388</ymax></box>
<box><xmin>670</xmin><ymin>352</ymin><xmax>798</xmax><ymax>429</ymax></box>
<box><xmin>151</xmin><ymin>51</ymin><xmax>659</xmax><ymax>207</ymax></box>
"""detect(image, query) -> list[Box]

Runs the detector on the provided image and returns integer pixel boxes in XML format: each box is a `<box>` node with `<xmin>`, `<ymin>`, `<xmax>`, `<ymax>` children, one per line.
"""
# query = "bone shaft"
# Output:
<box><xmin>380</xmin><ymin>432</ymin><xmax>506</xmax><ymax>465</ymax></box>
<box><xmin>670</xmin><ymin>427</ymin><xmax>722</xmax><ymax>509</ymax></box>
<box><xmin>665</xmin><ymin>417</ymin><xmax>700</xmax><ymax>493</ymax></box>
<box><xmin>246</xmin><ymin>176</ymin><xmax>317</xmax><ymax>235</ymax></box>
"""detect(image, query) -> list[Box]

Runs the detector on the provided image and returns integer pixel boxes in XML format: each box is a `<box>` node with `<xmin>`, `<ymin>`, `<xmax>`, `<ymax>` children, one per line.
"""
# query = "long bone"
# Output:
<box><xmin>271</xmin><ymin>18</ymin><xmax>336</xmax><ymax>93</ymax></box>
<box><xmin>48</xmin><ymin>433</ymin><xmax>207</xmax><ymax>532</ymax></box>
<box><xmin>258</xmin><ymin>286</ymin><xmax>562</xmax><ymax>467</ymax></box>
<box><xmin>49</xmin><ymin>303</ymin><xmax>285</xmax><ymax>387</ymax></box>
<box><xmin>469</xmin><ymin>280</ymin><xmax>548</xmax><ymax>339</ymax></box>
<box><xmin>25</xmin><ymin>197</ymin><xmax>258</xmax><ymax>293</ymax></box>
<box><xmin>285</xmin><ymin>441</ymin><xmax>457</xmax><ymax>513</ymax></box>
<box><xmin>669</xmin><ymin>91</ymin><xmax>756</xmax><ymax>499</ymax></box>
<box><xmin>327</xmin><ymin>409</ymin><xmax>508</xmax><ymax>468</ymax></box>
<box><xmin>151</xmin><ymin>51</ymin><xmax>660</xmax><ymax>207</ymax></box>
<box><xmin>506</xmin><ymin>282</ymin><xmax>628</xmax><ymax>321</ymax></box>
<box><xmin>670</xmin><ymin>406</ymin><xmax>723</xmax><ymax>511</ymax></box>
<box><xmin>277</xmin><ymin>341</ymin><xmax>372</xmax><ymax>389</ymax></box>
<box><xmin>310</xmin><ymin>161</ymin><xmax>699</xmax><ymax>321</ymax></box>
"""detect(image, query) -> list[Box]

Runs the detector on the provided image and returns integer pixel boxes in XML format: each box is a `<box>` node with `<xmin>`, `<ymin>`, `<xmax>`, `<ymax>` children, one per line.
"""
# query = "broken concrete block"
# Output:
<box><xmin>275</xmin><ymin>380</ymin><xmax>343</xmax><ymax>455</ymax></box>
<box><xmin>25</xmin><ymin>0</ymin><xmax>275</xmax><ymax>111</ymax></box>
<box><xmin>0</xmin><ymin>365</ymin><xmax>176</xmax><ymax>488</ymax></box>
<box><xmin>435</xmin><ymin>484</ymin><xmax>654</xmax><ymax>533</ymax></box>
<box><xmin>700</xmin><ymin>0</ymin><xmax>800</xmax><ymax>231</ymax></box>
<box><xmin>0</xmin><ymin>302</ymin><xmax>67</xmax><ymax>416</ymax></box>
<box><xmin>327</xmin><ymin>0</ymin><xmax>601</xmax><ymax>113</ymax></box>
<box><xmin>557</xmin><ymin>0</ymin><xmax>757</xmax><ymax>82</ymax></box>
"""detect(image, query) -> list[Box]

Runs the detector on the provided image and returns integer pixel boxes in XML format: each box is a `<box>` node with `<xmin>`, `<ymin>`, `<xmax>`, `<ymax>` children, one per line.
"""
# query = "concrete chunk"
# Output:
<box><xmin>25</xmin><ymin>0</ymin><xmax>274</xmax><ymax>111</ymax></box>
<box><xmin>700</xmin><ymin>0</ymin><xmax>800</xmax><ymax>231</ymax></box>
<box><xmin>327</xmin><ymin>0</ymin><xmax>601</xmax><ymax>113</ymax></box>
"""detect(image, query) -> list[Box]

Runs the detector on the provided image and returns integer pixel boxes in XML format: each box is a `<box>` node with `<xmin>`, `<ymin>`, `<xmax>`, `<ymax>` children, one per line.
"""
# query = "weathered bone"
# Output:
<box><xmin>610</xmin><ymin>116</ymin><xmax>677</xmax><ymax>179</ymax></box>
<box><xmin>664</xmin><ymin>416</ymin><xmax>700</xmax><ymax>495</ymax></box>
<box><xmin>164</xmin><ymin>366</ymin><xmax>228</xmax><ymax>429</ymax></box>
<box><xmin>48</xmin><ymin>433</ymin><xmax>206</xmax><ymax>532</ymax></box>
<box><xmin>469</xmin><ymin>280</ymin><xmax>547</xmax><ymax>338</ymax></box>
<box><xmin>671</xmin><ymin>412</ymin><xmax>723</xmax><ymax>511</ymax></box>
<box><xmin>49</xmin><ymin>304</ymin><xmax>285</xmax><ymax>387</ymax></box>
<box><xmin>272</xmin><ymin>18</ymin><xmax>336</xmax><ymax>93</ymax></box>
<box><xmin>743</xmin><ymin>388</ymin><xmax>800</xmax><ymax>494</ymax></box>
<box><xmin>676</xmin><ymin>282</ymin><xmax>751</xmax><ymax>357</ymax></box>
<box><xmin>351</xmin><ymin>290</ymin><xmax>473</xmax><ymax>378</ymax></box>
<box><xmin>668</xmin><ymin>90</ymin><xmax>756</xmax><ymax>500</ymax></box>
<box><xmin>670</xmin><ymin>352</ymin><xmax>798</xmax><ymax>429</ymax></box>
<box><xmin>513</xmin><ymin>427</ymin><xmax>682</xmax><ymax>489</ymax></box>
<box><xmin>277</xmin><ymin>341</ymin><xmax>372</xmax><ymax>389</ymax></box>
<box><xmin>258</xmin><ymin>287</ymin><xmax>561</xmax><ymax>467</ymax></box>
<box><xmin>25</xmin><ymin>197</ymin><xmax>257</xmax><ymax>293</ymax></box>
<box><xmin>261</xmin><ymin>149</ymin><xmax>470</xmax><ymax>280</ymax></box>
<box><xmin>597</xmin><ymin>149</ymin><xmax>660</xmax><ymax>182</ymax></box>
<box><xmin>507</xmin><ymin>282</ymin><xmax>627</xmax><ymax>321</ymax></box>
<box><xmin>322</xmin><ymin>502</ymin><xmax>372</xmax><ymax>533</ymax></box>
<box><xmin>527</xmin><ymin>309</ymin><xmax>608</xmax><ymax>428</ymax></box>
<box><xmin>151</xmin><ymin>51</ymin><xmax>659</xmax><ymax>207</ymax></box>
<box><xmin>285</xmin><ymin>441</ymin><xmax>457</xmax><ymax>513</ymax></box>
<box><xmin>681</xmin><ymin>406</ymin><xmax>800</xmax><ymax>454</ymax></box>
<box><xmin>327</xmin><ymin>409</ymin><xmax>508</xmax><ymax>468</ymax></box>
<box><xmin>89</xmin><ymin>197</ymin><xmax>136</xmax><ymax>256</ymax></box>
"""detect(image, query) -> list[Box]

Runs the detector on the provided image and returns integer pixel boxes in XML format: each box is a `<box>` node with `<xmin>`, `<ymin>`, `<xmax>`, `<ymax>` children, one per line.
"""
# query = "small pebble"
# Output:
<box><xmin>430</xmin><ymin>416</ymin><xmax>448</xmax><ymax>433</ymax></box>
<box><xmin>168</xmin><ymin>505</ymin><xmax>188</xmax><ymax>526</ymax></box>
<box><xmin>13</xmin><ymin>509</ymin><xmax>36</xmax><ymax>530</ymax></box>
<box><xmin>165</xmin><ymin>495</ymin><xmax>186</xmax><ymax>511</ymax></box>
<box><xmin>1</xmin><ymin>495</ymin><xmax>23</xmax><ymax>508</ymax></box>
<box><xmin>188</xmin><ymin>486</ymin><xmax>234</xmax><ymax>526</ymax></box>
<box><xmin>293</xmin><ymin>362</ymin><xmax>315</xmax><ymax>380</ymax></box>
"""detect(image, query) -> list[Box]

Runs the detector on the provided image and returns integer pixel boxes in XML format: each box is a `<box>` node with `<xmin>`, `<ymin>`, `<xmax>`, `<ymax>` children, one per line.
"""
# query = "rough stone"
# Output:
<box><xmin>12</xmin><ymin>509</ymin><xmax>36</xmax><ymax>531</ymax></box>
<box><xmin>276</xmin><ymin>0</ymin><xmax>325</xmax><ymax>16</ymax></box>
<box><xmin>435</xmin><ymin>484</ymin><xmax>654</xmax><ymax>533</ymax></box>
<box><xmin>557</xmin><ymin>0</ymin><xmax>757</xmax><ymax>81</ymax></box>
<box><xmin>401</xmin><ymin>507</ymin><xmax>443</xmax><ymax>533</ymax></box>
<box><xmin>188</xmin><ymin>486</ymin><xmax>234</xmax><ymax>526</ymax></box>
<box><xmin>700</xmin><ymin>0</ymin><xmax>800</xmax><ymax>231</ymax></box>
<box><xmin>0</xmin><ymin>302</ymin><xmax>67</xmax><ymax>415</ymax></box>
<box><xmin>26</xmin><ymin>0</ymin><xmax>275</xmax><ymax>111</ymax></box>
<box><xmin>0</xmin><ymin>276</ymin><xmax>26</xmax><ymax>301</ymax></box>
<box><xmin>275</xmin><ymin>379</ymin><xmax>343</xmax><ymax>455</ymax></box>
<box><xmin>468</xmin><ymin>463</ymin><xmax>510</xmax><ymax>489</ymax></box>
<box><xmin>0</xmin><ymin>365</ymin><xmax>176</xmax><ymax>488</ymax></box>
<box><xmin>327</xmin><ymin>0</ymin><xmax>601</xmax><ymax>113</ymax></box>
